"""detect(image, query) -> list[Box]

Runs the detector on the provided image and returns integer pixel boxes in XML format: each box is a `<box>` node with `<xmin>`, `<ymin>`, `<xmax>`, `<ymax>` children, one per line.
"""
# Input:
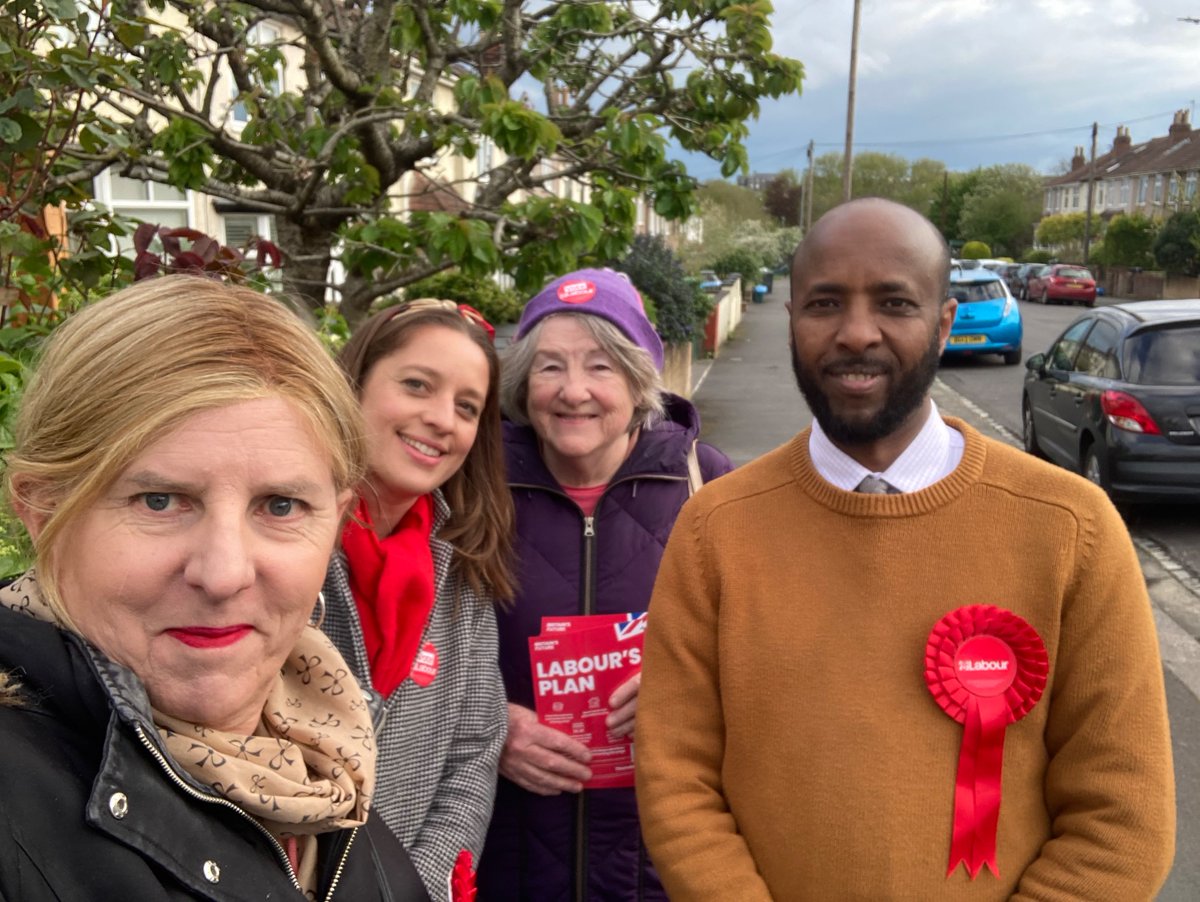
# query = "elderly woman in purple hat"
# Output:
<box><xmin>477</xmin><ymin>269</ymin><xmax>732</xmax><ymax>900</ymax></box>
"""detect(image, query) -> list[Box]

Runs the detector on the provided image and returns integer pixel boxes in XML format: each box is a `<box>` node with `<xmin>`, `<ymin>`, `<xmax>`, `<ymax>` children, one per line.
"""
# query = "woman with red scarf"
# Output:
<box><xmin>320</xmin><ymin>299</ymin><xmax>514</xmax><ymax>902</ymax></box>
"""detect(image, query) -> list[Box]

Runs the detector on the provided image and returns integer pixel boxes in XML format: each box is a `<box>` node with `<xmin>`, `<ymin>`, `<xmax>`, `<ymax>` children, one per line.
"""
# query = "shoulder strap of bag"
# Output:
<box><xmin>686</xmin><ymin>440</ymin><xmax>704</xmax><ymax>497</ymax></box>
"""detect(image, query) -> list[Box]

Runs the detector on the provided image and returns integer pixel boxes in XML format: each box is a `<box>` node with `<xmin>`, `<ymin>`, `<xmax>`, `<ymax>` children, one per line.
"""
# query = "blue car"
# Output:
<box><xmin>943</xmin><ymin>266</ymin><xmax>1024</xmax><ymax>365</ymax></box>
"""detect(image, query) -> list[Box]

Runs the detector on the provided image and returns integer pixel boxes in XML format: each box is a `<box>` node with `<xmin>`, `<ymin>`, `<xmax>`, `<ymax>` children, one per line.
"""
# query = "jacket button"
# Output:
<box><xmin>203</xmin><ymin>860</ymin><xmax>221</xmax><ymax>883</ymax></box>
<box><xmin>108</xmin><ymin>792</ymin><xmax>128</xmax><ymax>819</ymax></box>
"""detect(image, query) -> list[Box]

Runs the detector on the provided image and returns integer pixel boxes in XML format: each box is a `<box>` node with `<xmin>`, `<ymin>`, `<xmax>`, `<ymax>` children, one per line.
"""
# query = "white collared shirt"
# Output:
<box><xmin>808</xmin><ymin>401</ymin><xmax>964</xmax><ymax>493</ymax></box>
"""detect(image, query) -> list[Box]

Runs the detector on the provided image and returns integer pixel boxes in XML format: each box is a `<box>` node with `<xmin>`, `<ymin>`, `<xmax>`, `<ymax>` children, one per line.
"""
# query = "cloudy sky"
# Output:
<box><xmin>681</xmin><ymin>0</ymin><xmax>1200</xmax><ymax>179</ymax></box>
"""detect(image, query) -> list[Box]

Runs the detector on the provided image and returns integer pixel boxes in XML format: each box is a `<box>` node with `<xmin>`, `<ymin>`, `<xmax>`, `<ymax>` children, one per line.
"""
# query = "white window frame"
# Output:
<box><xmin>93</xmin><ymin>168</ymin><xmax>192</xmax><ymax>253</ymax></box>
<box><xmin>222</xmin><ymin>211</ymin><xmax>276</xmax><ymax>248</ymax></box>
<box><xmin>231</xmin><ymin>23</ymin><xmax>284</xmax><ymax>124</ymax></box>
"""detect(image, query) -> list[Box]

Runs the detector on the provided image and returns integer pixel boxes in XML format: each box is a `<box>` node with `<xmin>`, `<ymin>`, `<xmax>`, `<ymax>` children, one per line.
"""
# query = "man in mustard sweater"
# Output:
<box><xmin>635</xmin><ymin>199</ymin><xmax>1175</xmax><ymax>900</ymax></box>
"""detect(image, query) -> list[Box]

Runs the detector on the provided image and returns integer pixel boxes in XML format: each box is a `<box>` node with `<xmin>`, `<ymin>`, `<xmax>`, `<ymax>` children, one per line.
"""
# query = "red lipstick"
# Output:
<box><xmin>166</xmin><ymin>626</ymin><xmax>252</xmax><ymax>649</ymax></box>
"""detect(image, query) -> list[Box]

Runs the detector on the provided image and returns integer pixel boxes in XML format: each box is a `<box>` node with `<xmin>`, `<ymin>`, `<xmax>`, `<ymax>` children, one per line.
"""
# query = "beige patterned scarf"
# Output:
<box><xmin>0</xmin><ymin>571</ymin><xmax>377</xmax><ymax>841</ymax></box>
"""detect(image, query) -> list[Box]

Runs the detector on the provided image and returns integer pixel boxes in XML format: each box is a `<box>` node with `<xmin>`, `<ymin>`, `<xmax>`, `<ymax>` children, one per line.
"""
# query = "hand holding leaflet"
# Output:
<box><xmin>528</xmin><ymin>613</ymin><xmax>646</xmax><ymax>789</ymax></box>
<box><xmin>500</xmin><ymin>703</ymin><xmax>592</xmax><ymax>796</ymax></box>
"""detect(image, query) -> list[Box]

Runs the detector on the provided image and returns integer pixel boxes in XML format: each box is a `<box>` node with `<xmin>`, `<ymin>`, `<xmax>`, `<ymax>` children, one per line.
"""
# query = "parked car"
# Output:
<box><xmin>999</xmin><ymin>263</ymin><xmax>1024</xmax><ymax>297</ymax></box>
<box><xmin>1026</xmin><ymin>264</ymin><xmax>1097</xmax><ymax>306</ymax></box>
<box><xmin>1012</xmin><ymin>263</ymin><xmax>1049</xmax><ymax>300</ymax></box>
<box><xmin>698</xmin><ymin>269</ymin><xmax>722</xmax><ymax>292</ymax></box>
<box><xmin>1021</xmin><ymin>300</ymin><xmax>1200</xmax><ymax>503</ymax></box>
<box><xmin>943</xmin><ymin>266</ymin><xmax>1023</xmax><ymax>365</ymax></box>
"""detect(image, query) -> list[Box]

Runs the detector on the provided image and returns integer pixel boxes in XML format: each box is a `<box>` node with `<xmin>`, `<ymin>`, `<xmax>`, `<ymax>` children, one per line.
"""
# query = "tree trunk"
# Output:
<box><xmin>339</xmin><ymin>271</ymin><xmax>378</xmax><ymax>329</ymax></box>
<box><xmin>276</xmin><ymin>216</ymin><xmax>336</xmax><ymax>317</ymax></box>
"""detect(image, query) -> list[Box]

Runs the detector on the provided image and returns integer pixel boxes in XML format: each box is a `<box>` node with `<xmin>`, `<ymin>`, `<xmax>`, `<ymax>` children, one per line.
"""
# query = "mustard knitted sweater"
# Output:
<box><xmin>636</xmin><ymin>418</ymin><xmax>1174</xmax><ymax>901</ymax></box>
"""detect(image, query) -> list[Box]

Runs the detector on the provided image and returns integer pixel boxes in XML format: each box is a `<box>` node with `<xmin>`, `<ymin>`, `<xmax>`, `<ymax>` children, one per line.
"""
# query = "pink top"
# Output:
<box><xmin>563</xmin><ymin>483</ymin><xmax>607</xmax><ymax>517</ymax></box>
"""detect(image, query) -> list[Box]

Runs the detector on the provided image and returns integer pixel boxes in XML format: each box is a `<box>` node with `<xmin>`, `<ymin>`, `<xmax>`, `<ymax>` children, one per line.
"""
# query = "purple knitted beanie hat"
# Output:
<box><xmin>515</xmin><ymin>268</ymin><xmax>664</xmax><ymax>370</ymax></box>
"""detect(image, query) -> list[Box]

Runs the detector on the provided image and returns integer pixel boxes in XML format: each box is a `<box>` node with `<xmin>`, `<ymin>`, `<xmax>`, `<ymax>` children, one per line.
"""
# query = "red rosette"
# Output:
<box><xmin>450</xmin><ymin>849</ymin><xmax>477</xmax><ymax>902</ymax></box>
<box><xmin>924</xmin><ymin>605</ymin><xmax>1048</xmax><ymax>879</ymax></box>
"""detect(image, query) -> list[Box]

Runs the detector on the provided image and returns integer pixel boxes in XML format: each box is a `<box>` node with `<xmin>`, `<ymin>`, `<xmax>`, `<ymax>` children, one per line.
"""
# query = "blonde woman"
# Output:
<box><xmin>0</xmin><ymin>276</ymin><xmax>428</xmax><ymax>900</ymax></box>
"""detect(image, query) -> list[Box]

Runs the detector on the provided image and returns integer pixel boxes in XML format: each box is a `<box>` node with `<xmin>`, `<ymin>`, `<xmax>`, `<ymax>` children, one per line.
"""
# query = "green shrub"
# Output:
<box><xmin>710</xmin><ymin>247</ymin><xmax>764</xmax><ymax>280</ymax></box>
<box><xmin>615</xmin><ymin>235</ymin><xmax>712</xmax><ymax>345</ymax></box>
<box><xmin>1093</xmin><ymin>214</ymin><xmax>1158</xmax><ymax>268</ymax></box>
<box><xmin>960</xmin><ymin>240</ymin><xmax>992</xmax><ymax>259</ymax></box>
<box><xmin>1153</xmin><ymin>211</ymin><xmax>1200</xmax><ymax>276</ymax></box>
<box><xmin>399</xmin><ymin>270</ymin><xmax>524</xmax><ymax>325</ymax></box>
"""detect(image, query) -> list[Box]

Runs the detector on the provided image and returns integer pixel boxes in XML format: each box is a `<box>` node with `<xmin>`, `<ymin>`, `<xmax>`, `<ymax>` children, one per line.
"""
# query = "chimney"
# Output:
<box><xmin>1112</xmin><ymin>125</ymin><xmax>1131</xmax><ymax>153</ymax></box>
<box><xmin>1071</xmin><ymin>145</ymin><xmax>1086</xmax><ymax>171</ymax></box>
<box><xmin>1169</xmin><ymin>109</ymin><xmax>1192</xmax><ymax>141</ymax></box>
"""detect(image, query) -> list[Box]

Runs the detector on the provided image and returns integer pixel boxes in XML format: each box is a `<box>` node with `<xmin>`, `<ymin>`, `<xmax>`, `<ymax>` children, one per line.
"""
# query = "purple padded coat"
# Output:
<box><xmin>478</xmin><ymin>395</ymin><xmax>732</xmax><ymax>902</ymax></box>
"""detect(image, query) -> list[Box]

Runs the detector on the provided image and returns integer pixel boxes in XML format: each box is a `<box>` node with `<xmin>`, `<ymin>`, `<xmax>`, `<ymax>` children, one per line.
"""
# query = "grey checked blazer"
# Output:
<box><xmin>322</xmin><ymin>490</ymin><xmax>507</xmax><ymax>902</ymax></box>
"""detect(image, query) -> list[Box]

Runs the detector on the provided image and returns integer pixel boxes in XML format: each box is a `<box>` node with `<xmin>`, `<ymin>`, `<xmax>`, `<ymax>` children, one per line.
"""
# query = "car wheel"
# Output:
<box><xmin>1040</xmin><ymin>289</ymin><xmax>1050</xmax><ymax>305</ymax></box>
<box><xmin>1022</xmin><ymin>400</ymin><xmax>1046</xmax><ymax>459</ymax></box>
<box><xmin>1002</xmin><ymin>345</ymin><xmax>1022</xmax><ymax>366</ymax></box>
<box><xmin>1082</xmin><ymin>443</ymin><xmax>1111</xmax><ymax>494</ymax></box>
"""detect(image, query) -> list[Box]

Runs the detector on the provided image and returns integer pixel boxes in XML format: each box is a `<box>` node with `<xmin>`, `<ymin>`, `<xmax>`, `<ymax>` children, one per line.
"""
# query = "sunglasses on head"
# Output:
<box><xmin>394</xmin><ymin>298</ymin><xmax>495</xmax><ymax>343</ymax></box>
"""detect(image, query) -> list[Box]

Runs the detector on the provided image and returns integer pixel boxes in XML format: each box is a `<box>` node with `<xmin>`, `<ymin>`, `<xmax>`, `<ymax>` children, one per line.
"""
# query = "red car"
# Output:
<box><xmin>1026</xmin><ymin>264</ymin><xmax>1097</xmax><ymax>306</ymax></box>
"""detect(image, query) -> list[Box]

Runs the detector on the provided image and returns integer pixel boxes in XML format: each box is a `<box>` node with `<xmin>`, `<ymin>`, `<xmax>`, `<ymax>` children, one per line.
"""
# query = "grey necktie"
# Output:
<box><xmin>855</xmin><ymin>474</ymin><xmax>901</xmax><ymax>494</ymax></box>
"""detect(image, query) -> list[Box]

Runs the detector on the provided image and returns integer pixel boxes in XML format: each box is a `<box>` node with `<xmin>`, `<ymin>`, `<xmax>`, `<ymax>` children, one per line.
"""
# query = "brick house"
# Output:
<box><xmin>1043</xmin><ymin>110</ymin><xmax>1200</xmax><ymax>221</ymax></box>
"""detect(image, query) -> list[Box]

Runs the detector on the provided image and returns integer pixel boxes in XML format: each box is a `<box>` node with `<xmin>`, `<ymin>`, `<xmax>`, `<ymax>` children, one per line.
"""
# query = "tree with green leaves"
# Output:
<box><xmin>763</xmin><ymin>170</ymin><xmax>802</xmax><ymax>226</ymax></box>
<box><xmin>1034</xmin><ymin>212</ymin><xmax>1094</xmax><ymax>262</ymax></box>
<box><xmin>21</xmin><ymin>0</ymin><xmax>803</xmax><ymax>325</ymax></box>
<box><xmin>1095</xmin><ymin>214</ymin><xmax>1158</xmax><ymax>268</ymax></box>
<box><xmin>1153</xmin><ymin>210</ymin><xmax>1200</xmax><ymax>276</ymax></box>
<box><xmin>1</xmin><ymin>0</ymin><xmax>141</xmax><ymax>305</ymax></box>
<box><xmin>677</xmin><ymin>179</ymin><xmax>771</xmax><ymax>273</ymax></box>
<box><xmin>799</xmin><ymin>151</ymin><xmax>946</xmax><ymax>225</ymax></box>
<box><xmin>956</xmin><ymin>164</ymin><xmax>1043</xmax><ymax>258</ymax></box>
<box><xmin>928</xmin><ymin>169</ymin><xmax>980</xmax><ymax>243</ymax></box>
<box><xmin>614</xmin><ymin>234</ymin><xmax>710</xmax><ymax>345</ymax></box>
<box><xmin>1035</xmin><ymin>213</ymin><xmax>1088</xmax><ymax>248</ymax></box>
<box><xmin>697</xmin><ymin>179</ymin><xmax>772</xmax><ymax>225</ymax></box>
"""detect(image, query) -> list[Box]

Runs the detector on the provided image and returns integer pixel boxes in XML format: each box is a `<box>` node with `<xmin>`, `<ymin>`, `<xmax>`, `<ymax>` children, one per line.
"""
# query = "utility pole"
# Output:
<box><xmin>1082</xmin><ymin>121</ymin><xmax>1098</xmax><ymax>264</ymax></box>
<box><xmin>939</xmin><ymin>171</ymin><xmax>949</xmax><ymax>235</ymax></box>
<box><xmin>842</xmin><ymin>0</ymin><xmax>862</xmax><ymax>203</ymax></box>
<box><xmin>804</xmin><ymin>139</ymin><xmax>815</xmax><ymax>231</ymax></box>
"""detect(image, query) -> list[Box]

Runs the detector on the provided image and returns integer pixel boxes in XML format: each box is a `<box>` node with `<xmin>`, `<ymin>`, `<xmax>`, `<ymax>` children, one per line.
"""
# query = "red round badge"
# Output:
<box><xmin>557</xmin><ymin>280</ymin><xmax>597</xmax><ymax>304</ymax></box>
<box><xmin>953</xmin><ymin>635</ymin><xmax>1017</xmax><ymax>697</ymax></box>
<box><xmin>410</xmin><ymin>641</ymin><xmax>439</xmax><ymax>688</ymax></box>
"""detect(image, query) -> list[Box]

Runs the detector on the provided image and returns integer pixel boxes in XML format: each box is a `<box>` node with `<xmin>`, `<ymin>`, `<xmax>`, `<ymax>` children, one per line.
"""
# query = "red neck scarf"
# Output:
<box><xmin>340</xmin><ymin>494</ymin><xmax>436</xmax><ymax>698</ymax></box>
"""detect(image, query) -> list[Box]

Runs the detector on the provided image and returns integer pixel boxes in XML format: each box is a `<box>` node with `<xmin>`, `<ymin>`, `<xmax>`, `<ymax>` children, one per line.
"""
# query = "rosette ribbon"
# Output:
<box><xmin>450</xmin><ymin>849</ymin><xmax>477</xmax><ymax>902</ymax></box>
<box><xmin>924</xmin><ymin>605</ymin><xmax>1048</xmax><ymax>879</ymax></box>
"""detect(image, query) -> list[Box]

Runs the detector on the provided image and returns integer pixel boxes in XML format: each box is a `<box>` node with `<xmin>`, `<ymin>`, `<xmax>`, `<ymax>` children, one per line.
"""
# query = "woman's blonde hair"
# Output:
<box><xmin>5</xmin><ymin>276</ymin><xmax>366</xmax><ymax>618</ymax></box>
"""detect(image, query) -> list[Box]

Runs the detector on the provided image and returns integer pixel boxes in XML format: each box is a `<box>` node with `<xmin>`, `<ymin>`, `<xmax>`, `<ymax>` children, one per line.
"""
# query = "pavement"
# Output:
<box><xmin>689</xmin><ymin>274</ymin><xmax>1200</xmax><ymax>683</ymax></box>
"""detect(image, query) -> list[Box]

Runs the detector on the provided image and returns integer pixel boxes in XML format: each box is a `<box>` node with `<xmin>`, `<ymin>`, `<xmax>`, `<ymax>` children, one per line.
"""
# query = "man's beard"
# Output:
<box><xmin>791</xmin><ymin>329</ymin><xmax>942</xmax><ymax>446</ymax></box>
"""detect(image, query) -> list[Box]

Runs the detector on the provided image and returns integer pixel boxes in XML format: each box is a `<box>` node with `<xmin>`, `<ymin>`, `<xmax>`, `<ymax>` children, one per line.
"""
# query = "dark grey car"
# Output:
<box><xmin>1012</xmin><ymin>263</ymin><xmax>1048</xmax><ymax>301</ymax></box>
<box><xmin>1021</xmin><ymin>300</ymin><xmax>1200</xmax><ymax>503</ymax></box>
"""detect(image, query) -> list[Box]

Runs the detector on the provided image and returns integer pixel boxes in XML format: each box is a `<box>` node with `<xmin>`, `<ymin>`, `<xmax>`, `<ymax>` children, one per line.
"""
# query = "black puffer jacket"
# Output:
<box><xmin>0</xmin><ymin>605</ymin><xmax>430</xmax><ymax>902</ymax></box>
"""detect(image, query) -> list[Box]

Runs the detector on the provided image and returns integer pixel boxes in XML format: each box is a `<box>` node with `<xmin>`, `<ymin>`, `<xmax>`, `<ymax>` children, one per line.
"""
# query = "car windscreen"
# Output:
<box><xmin>1123</xmin><ymin>325</ymin><xmax>1200</xmax><ymax>385</ymax></box>
<box><xmin>950</xmin><ymin>280</ymin><xmax>1007</xmax><ymax>302</ymax></box>
<box><xmin>1056</xmin><ymin>267</ymin><xmax>1092</xmax><ymax>280</ymax></box>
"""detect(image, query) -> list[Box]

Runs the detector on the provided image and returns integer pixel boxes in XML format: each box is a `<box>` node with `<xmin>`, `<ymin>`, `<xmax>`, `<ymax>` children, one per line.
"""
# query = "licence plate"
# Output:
<box><xmin>949</xmin><ymin>335</ymin><xmax>986</xmax><ymax>345</ymax></box>
<box><xmin>1067</xmin><ymin>282</ymin><xmax>1083</xmax><ymax>288</ymax></box>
